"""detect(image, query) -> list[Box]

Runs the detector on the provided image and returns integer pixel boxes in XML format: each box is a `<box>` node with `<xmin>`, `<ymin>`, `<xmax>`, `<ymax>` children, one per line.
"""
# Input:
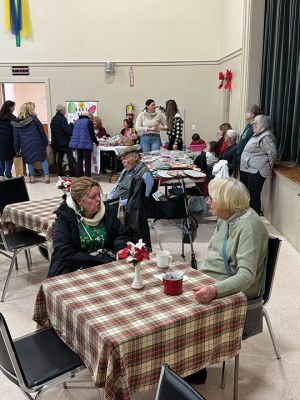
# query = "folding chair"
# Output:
<box><xmin>0</xmin><ymin>177</ymin><xmax>46</xmax><ymax>302</ymax></box>
<box><xmin>220</xmin><ymin>236</ymin><xmax>282</xmax><ymax>399</ymax></box>
<box><xmin>0</xmin><ymin>313</ymin><xmax>85</xmax><ymax>399</ymax></box>
<box><xmin>155</xmin><ymin>363</ymin><xmax>207</xmax><ymax>400</ymax></box>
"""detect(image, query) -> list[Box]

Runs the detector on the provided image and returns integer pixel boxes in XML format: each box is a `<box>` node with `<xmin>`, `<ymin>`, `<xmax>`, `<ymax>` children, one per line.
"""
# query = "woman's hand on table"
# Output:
<box><xmin>192</xmin><ymin>284</ymin><xmax>217</xmax><ymax>304</ymax></box>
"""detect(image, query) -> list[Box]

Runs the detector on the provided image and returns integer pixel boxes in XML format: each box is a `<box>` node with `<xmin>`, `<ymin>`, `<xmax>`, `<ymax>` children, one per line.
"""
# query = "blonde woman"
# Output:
<box><xmin>195</xmin><ymin>177</ymin><xmax>268</xmax><ymax>302</ymax></box>
<box><xmin>93</xmin><ymin>116</ymin><xmax>109</xmax><ymax>139</ymax></box>
<box><xmin>48</xmin><ymin>177</ymin><xmax>130</xmax><ymax>277</ymax></box>
<box><xmin>186</xmin><ymin>178</ymin><xmax>268</xmax><ymax>385</ymax></box>
<box><xmin>12</xmin><ymin>102</ymin><xmax>50</xmax><ymax>183</ymax></box>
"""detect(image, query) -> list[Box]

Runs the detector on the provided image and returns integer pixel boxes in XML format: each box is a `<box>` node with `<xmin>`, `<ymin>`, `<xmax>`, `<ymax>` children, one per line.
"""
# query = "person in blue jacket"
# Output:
<box><xmin>12</xmin><ymin>102</ymin><xmax>50</xmax><ymax>183</ymax></box>
<box><xmin>69</xmin><ymin>113</ymin><xmax>99</xmax><ymax>177</ymax></box>
<box><xmin>0</xmin><ymin>100</ymin><xmax>16</xmax><ymax>179</ymax></box>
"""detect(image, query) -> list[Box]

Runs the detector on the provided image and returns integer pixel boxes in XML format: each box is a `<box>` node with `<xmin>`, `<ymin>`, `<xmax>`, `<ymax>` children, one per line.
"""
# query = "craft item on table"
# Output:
<box><xmin>154</xmin><ymin>170</ymin><xmax>172</xmax><ymax>179</ymax></box>
<box><xmin>184</xmin><ymin>170</ymin><xmax>207</xmax><ymax>178</ymax></box>
<box><xmin>152</xmin><ymin>161</ymin><xmax>172</xmax><ymax>170</ymax></box>
<box><xmin>56</xmin><ymin>177</ymin><xmax>74</xmax><ymax>193</ymax></box>
<box><xmin>171</xmin><ymin>163</ymin><xmax>192</xmax><ymax>169</ymax></box>
<box><xmin>166</xmin><ymin>170</ymin><xmax>186</xmax><ymax>177</ymax></box>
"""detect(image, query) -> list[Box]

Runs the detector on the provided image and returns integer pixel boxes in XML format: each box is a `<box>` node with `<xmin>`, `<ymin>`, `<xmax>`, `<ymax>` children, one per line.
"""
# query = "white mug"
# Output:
<box><xmin>156</xmin><ymin>251</ymin><xmax>172</xmax><ymax>268</ymax></box>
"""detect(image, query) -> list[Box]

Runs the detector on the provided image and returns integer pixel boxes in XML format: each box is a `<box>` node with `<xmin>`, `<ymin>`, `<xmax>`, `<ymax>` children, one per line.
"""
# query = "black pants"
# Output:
<box><xmin>240</xmin><ymin>171</ymin><xmax>265</xmax><ymax>214</ymax></box>
<box><xmin>77</xmin><ymin>149</ymin><xmax>92</xmax><ymax>177</ymax></box>
<box><xmin>168</xmin><ymin>138</ymin><xmax>183</xmax><ymax>150</ymax></box>
<box><xmin>56</xmin><ymin>148</ymin><xmax>76</xmax><ymax>177</ymax></box>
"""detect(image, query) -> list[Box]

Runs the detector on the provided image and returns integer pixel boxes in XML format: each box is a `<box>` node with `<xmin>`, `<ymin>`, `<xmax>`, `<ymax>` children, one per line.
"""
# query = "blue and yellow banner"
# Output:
<box><xmin>4</xmin><ymin>0</ymin><xmax>31</xmax><ymax>47</ymax></box>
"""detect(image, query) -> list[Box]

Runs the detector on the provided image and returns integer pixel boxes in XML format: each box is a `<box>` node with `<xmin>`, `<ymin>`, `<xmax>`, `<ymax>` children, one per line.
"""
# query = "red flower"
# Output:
<box><xmin>118</xmin><ymin>240</ymin><xmax>150</xmax><ymax>264</ymax></box>
<box><xmin>218</xmin><ymin>72</ymin><xmax>224</xmax><ymax>80</ymax></box>
<box><xmin>118</xmin><ymin>247</ymin><xmax>131</xmax><ymax>260</ymax></box>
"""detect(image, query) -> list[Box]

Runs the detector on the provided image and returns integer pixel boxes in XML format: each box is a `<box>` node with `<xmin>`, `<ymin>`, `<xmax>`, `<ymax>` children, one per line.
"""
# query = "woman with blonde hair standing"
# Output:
<box><xmin>12</xmin><ymin>102</ymin><xmax>50</xmax><ymax>183</ymax></box>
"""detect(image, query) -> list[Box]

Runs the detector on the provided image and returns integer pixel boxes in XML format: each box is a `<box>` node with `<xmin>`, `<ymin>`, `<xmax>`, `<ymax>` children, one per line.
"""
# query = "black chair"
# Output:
<box><xmin>145</xmin><ymin>178</ymin><xmax>198</xmax><ymax>269</ymax></box>
<box><xmin>0</xmin><ymin>313</ymin><xmax>85</xmax><ymax>399</ymax></box>
<box><xmin>220</xmin><ymin>236</ymin><xmax>282</xmax><ymax>399</ymax></box>
<box><xmin>155</xmin><ymin>364</ymin><xmax>207</xmax><ymax>400</ymax></box>
<box><xmin>0</xmin><ymin>177</ymin><xmax>46</xmax><ymax>302</ymax></box>
<box><xmin>0</xmin><ymin>176</ymin><xmax>30</xmax><ymax>214</ymax></box>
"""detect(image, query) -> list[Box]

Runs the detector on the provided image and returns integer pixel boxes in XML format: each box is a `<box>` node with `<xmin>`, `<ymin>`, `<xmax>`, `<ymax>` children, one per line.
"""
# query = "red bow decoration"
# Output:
<box><xmin>218</xmin><ymin>69</ymin><xmax>232</xmax><ymax>90</ymax></box>
<box><xmin>218</xmin><ymin>72</ymin><xmax>224</xmax><ymax>89</ymax></box>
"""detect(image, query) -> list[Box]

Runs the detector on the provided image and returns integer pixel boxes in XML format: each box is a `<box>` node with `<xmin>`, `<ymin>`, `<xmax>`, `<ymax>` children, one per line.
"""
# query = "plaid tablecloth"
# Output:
<box><xmin>33</xmin><ymin>260</ymin><xmax>247</xmax><ymax>400</ymax></box>
<box><xmin>1</xmin><ymin>196</ymin><xmax>62</xmax><ymax>240</ymax></box>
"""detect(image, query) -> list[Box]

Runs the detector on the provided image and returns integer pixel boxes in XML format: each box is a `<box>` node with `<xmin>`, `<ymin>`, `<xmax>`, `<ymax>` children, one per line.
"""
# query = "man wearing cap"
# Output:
<box><xmin>50</xmin><ymin>104</ymin><xmax>75</xmax><ymax>176</ymax></box>
<box><xmin>108</xmin><ymin>146</ymin><xmax>154</xmax><ymax>206</ymax></box>
<box><xmin>220</xmin><ymin>129</ymin><xmax>238</xmax><ymax>175</ymax></box>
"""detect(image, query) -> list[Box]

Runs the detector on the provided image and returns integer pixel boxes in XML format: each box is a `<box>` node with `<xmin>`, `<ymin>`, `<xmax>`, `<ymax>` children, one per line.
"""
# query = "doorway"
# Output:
<box><xmin>1</xmin><ymin>82</ymin><xmax>49</xmax><ymax>134</ymax></box>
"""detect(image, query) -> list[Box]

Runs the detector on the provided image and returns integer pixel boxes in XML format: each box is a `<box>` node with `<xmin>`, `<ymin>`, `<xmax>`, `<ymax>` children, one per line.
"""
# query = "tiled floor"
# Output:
<box><xmin>0</xmin><ymin>175</ymin><xmax>299</xmax><ymax>400</ymax></box>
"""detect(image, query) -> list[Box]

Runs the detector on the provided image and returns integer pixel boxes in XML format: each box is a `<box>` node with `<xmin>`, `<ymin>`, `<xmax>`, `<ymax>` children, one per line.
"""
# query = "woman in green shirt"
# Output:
<box><xmin>194</xmin><ymin>177</ymin><xmax>268</xmax><ymax>303</ymax></box>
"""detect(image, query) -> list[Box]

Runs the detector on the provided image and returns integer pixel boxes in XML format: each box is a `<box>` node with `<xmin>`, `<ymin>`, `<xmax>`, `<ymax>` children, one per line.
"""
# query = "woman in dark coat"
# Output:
<box><xmin>48</xmin><ymin>177</ymin><xmax>130</xmax><ymax>277</ymax></box>
<box><xmin>0</xmin><ymin>100</ymin><xmax>16</xmax><ymax>179</ymax></box>
<box><xmin>50</xmin><ymin>104</ymin><xmax>75</xmax><ymax>177</ymax></box>
<box><xmin>12</xmin><ymin>102</ymin><xmax>50</xmax><ymax>183</ymax></box>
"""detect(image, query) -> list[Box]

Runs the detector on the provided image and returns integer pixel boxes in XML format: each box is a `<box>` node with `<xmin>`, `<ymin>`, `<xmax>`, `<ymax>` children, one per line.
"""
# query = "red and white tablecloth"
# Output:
<box><xmin>33</xmin><ymin>260</ymin><xmax>247</xmax><ymax>400</ymax></box>
<box><xmin>1</xmin><ymin>196</ymin><xmax>62</xmax><ymax>239</ymax></box>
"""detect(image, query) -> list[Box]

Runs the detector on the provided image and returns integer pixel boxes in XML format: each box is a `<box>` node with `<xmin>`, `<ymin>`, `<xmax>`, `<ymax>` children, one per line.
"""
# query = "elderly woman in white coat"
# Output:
<box><xmin>240</xmin><ymin>115</ymin><xmax>277</xmax><ymax>215</ymax></box>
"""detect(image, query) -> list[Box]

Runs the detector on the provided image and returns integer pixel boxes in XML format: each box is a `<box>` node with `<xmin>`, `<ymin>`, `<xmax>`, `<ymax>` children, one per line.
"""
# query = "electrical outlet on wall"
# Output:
<box><xmin>192</xmin><ymin>124</ymin><xmax>196</xmax><ymax>131</ymax></box>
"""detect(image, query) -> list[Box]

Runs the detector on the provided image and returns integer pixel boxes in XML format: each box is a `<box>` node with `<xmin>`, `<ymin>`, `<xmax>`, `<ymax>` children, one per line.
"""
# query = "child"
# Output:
<box><xmin>218</xmin><ymin>123</ymin><xmax>232</xmax><ymax>155</ymax></box>
<box><xmin>205</xmin><ymin>141</ymin><xmax>219</xmax><ymax>167</ymax></box>
<box><xmin>190</xmin><ymin>133</ymin><xmax>205</xmax><ymax>145</ymax></box>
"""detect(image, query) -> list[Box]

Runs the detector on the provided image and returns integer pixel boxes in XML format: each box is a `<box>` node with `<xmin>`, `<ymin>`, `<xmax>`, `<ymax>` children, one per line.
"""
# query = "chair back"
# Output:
<box><xmin>104</xmin><ymin>197</ymin><xmax>121</xmax><ymax>216</ymax></box>
<box><xmin>263</xmin><ymin>236</ymin><xmax>281</xmax><ymax>306</ymax></box>
<box><xmin>0</xmin><ymin>177</ymin><xmax>29</xmax><ymax>214</ymax></box>
<box><xmin>155</xmin><ymin>364</ymin><xmax>206</xmax><ymax>400</ymax></box>
<box><xmin>0</xmin><ymin>313</ymin><xmax>27</xmax><ymax>388</ymax></box>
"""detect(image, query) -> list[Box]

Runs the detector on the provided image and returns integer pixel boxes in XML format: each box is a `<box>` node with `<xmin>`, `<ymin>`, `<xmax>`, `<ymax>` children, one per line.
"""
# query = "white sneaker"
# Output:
<box><xmin>0</xmin><ymin>176</ymin><xmax>5</xmax><ymax>181</ymax></box>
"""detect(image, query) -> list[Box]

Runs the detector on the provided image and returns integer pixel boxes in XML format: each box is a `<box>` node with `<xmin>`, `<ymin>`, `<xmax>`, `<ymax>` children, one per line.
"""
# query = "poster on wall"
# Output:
<box><xmin>66</xmin><ymin>100</ymin><xmax>98</xmax><ymax>123</ymax></box>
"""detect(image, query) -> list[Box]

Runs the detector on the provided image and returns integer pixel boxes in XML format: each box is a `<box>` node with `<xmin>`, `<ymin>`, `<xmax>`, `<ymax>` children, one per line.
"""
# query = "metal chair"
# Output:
<box><xmin>145</xmin><ymin>178</ymin><xmax>198</xmax><ymax>269</ymax></box>
<box><xmin>0</xmin><ymin>177</ymin><xmax>46</xmax><ymax>302</ymax></box>
<box><xmin>155</xmin><ymin>363</ymin><xmax>207</xmax><ymax>400</ymax></box>
<box><xmin>0</xmin><ymin>313</ymin><xmax>85</xmax><ymax>399</ymax></box>
<box><xmin>220</xmin><ymin>236</ymin><xmax>282</xmax><ymax>399</ymax></box>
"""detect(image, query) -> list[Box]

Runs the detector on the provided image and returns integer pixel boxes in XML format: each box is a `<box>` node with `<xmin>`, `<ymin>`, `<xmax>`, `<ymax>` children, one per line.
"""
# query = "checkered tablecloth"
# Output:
<box><xmin>33</xmin><ymin>260</ymin><xmax>247</xmax><ymax>400</ymax></box>
<box><xmin>1</xmin><ymin>197</ymin><xmax>62</xmax><ymax>239</ymax></box>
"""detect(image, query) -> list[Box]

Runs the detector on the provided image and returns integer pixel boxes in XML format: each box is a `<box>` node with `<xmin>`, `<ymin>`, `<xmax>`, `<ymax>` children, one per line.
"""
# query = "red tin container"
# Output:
<box><xmin>163</xmin><ymin>277</ymin><xmax>183</xmax><ymax>296</ymax></box>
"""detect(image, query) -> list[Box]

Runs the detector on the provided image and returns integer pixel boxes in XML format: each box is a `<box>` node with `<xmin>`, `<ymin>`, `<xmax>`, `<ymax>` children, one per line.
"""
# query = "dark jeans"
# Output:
<box><xmin>56</xmin><ymin>148</ymin><xmax>76</xmax><ymax>176</ymax></box>
<box><xmin>168</xmin><ymin>138</ymin><xmax>183</xmax><ymax>150</ymax></box>
<box><xmin>77</xmin><ymin>149</ymin><xmax>92</xmax><ymax>177</ymax></box>
<box><xmin>240</xmin><ymin>170</ymin><xmax>265</xmax><ymax>214</ymax></box>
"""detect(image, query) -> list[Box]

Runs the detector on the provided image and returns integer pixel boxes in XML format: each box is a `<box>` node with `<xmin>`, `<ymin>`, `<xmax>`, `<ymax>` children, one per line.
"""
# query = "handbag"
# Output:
<box><xmin>13</xmin><ymin>155</ymin><xmax>25</xmax><ymax>177</ymax></box>
<box><xmin>222</xmin><ymin>225</ymin><xmax>265</xmax><ymax>340</ymax></box>
<box><xmin>46</xmin><ymin>144</ymin><xmax>55</xmax><ymax>166</ymax></box>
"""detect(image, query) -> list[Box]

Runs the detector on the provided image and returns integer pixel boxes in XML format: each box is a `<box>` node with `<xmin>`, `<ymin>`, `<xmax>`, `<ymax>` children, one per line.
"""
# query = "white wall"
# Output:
<box><xmin>0</xmin><ymin>0</ymin><xmax>246</xmax><ymax>143</ymax></box>
<box><xmin>220</xmin><ymin>0</ymin><xmax>244</xmax><ymax>57</ymax></box>
<box><xmin>0</xmin><ymin>0</ymin><xmax>220</xmax><ymax>62</ymax></box>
